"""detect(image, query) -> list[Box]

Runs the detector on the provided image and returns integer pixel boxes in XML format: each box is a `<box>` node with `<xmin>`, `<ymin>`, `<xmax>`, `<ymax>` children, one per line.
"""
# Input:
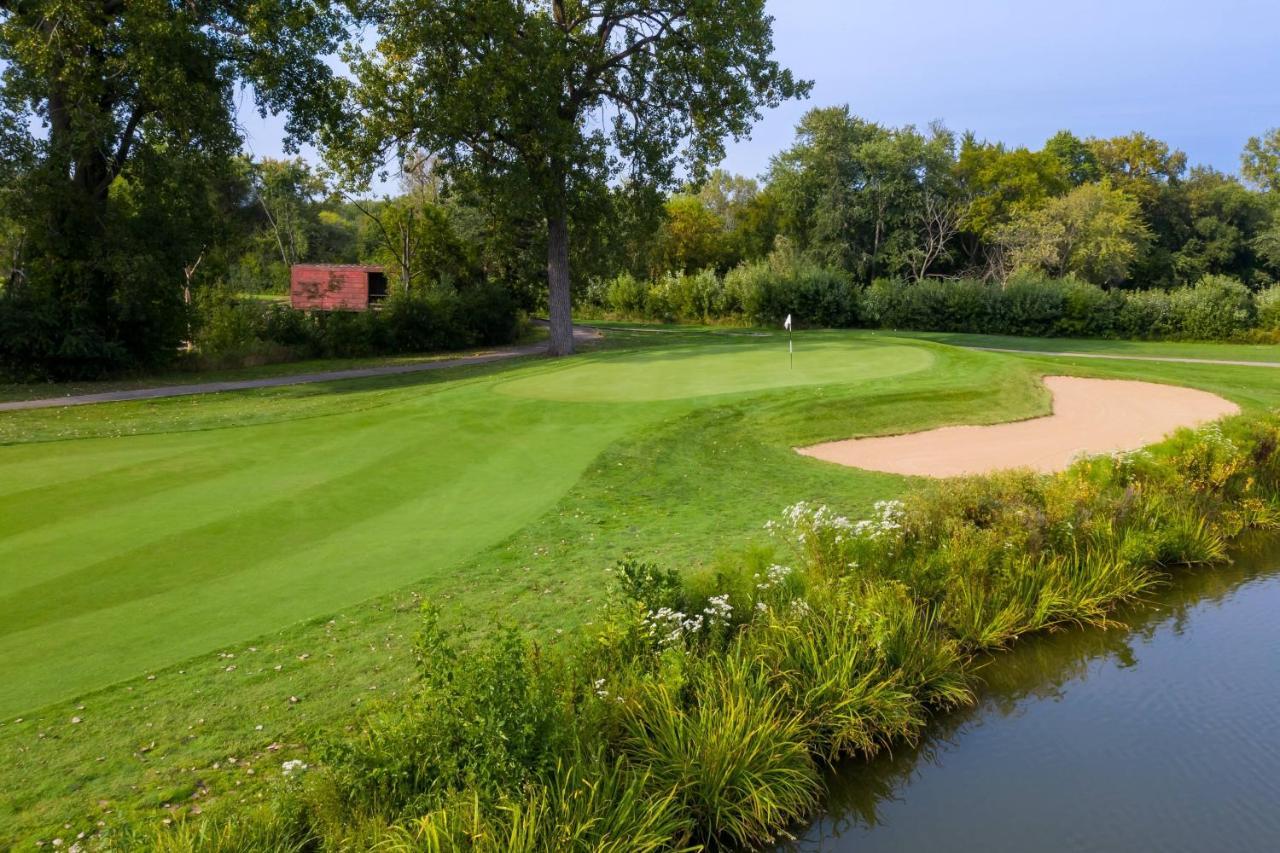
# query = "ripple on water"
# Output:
<box><xmin>790</xmin><ymin>538</ymin><xmax>1280</xmax><ymax>853</ymax></box>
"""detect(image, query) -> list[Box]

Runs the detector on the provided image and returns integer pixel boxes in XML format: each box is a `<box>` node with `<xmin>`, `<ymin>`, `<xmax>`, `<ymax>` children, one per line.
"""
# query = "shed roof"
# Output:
<box><xmin>291</xmin><ymin>263</ymin><xmax>385</xmax><ymax>271</ymax></box>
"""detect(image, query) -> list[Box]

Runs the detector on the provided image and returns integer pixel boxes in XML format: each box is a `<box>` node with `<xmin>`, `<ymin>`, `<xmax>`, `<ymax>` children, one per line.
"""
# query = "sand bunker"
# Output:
<box><xmin>798</xmin><ymin>376</ymin><xmax>1239</xmax><ymax>477</ymax></box>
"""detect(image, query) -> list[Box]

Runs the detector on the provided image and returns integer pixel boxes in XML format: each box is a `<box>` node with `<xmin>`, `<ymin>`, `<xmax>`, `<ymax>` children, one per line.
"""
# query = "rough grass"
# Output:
<box><xmin>897</xmin><ymin>330</ymin><xmax>1280</xmax><ymax>363</ymax></box>
<box><xmin>3</xmin><ymin>329</ymin><xmax>1280</xmax><ymax>846</ymax></box>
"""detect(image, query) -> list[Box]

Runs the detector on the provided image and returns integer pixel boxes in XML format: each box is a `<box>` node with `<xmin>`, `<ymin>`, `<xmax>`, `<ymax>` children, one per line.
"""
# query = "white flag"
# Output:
<box><xmin>784</xmin><ymin>314</ymin><xmax>792</xmax><ymax>331</ymax></box>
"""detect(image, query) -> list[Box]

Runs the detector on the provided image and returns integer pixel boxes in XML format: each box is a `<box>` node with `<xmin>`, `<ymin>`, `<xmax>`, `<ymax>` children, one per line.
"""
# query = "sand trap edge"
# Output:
<box><xmin>797</xmin><ymin>376</ymin><xmax>1240</xmax><ymax>478</ymax></box>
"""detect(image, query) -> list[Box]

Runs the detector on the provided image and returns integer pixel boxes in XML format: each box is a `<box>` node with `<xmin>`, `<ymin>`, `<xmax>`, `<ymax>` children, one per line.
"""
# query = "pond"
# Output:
<box><xmin>789</xmin><ymin>536</ymin><xmax>1280</xmax><ymax>853</ymax></box>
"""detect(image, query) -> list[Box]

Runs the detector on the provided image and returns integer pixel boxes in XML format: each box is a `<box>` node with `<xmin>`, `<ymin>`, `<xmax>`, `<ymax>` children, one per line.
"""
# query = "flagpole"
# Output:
<box><xmin>785</xmin><ymin>314</ymin><xmax>793</xmax><ymax>369</ymax></box>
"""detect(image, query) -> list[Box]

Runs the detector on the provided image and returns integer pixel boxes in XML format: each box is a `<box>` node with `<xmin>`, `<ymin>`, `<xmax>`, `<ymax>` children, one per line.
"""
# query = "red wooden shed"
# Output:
<box><xmin>290</xmin><ymin>264</ymin><xmax>389</xmax><ymax>311</ymax></box>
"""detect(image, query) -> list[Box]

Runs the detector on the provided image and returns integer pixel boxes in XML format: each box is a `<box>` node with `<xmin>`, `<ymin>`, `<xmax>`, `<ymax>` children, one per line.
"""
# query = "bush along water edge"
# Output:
<box><xmin>114</xmin><ymin>413</ymin><xmax>1280</xmax><ymax>851</ymax></box>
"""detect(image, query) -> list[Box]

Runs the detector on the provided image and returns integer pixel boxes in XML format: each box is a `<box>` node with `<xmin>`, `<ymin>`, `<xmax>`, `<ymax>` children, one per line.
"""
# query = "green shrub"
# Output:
<box><xmin>1056</xmin><ymin>279</ymin><xmax>1118</xmax><ymax>337</ymax></box>
<box><xmin>0</xmin><ymin>287</ymin><xmax>65</xmax><ymax>380</ymax></box>
<box><xmin>588</xmin><ymin>264</ymin><xmax>1271</xmax><ymax>342</ymax></box>
<box><xmin>723</xmin><ymin>258</ymin><xmax>773</xmax><ymax>322</ymax></box>
<box><xmin>861</xmin><ymin>274</ymin><xmax>1270</xmax><ymax>341</ymax></box>
<box><xmin>1115</xmin><ymin>288</ymin><xmax>1176</xmax><ymax>339</ymax></box>
<box><xmin>189</xmin><ymin>282</ymin><xmax>520</xmax><ymax>367</ymax></box>
<box><xmin>604</xmin><ymin>272</ymin><xmax>649</xmax><ymax>316</ymax></box>
<box><xmin>258</xmin><ymin>303</ymin><xmax>317</xmax><ymax>351</ymax></box>
<box><xmin>860</xmin><ymin>278</ymin><xmax>903</xmax><ymax>328</ymax></box>
<box><xmin>791</xmin><ymin>264</ymin><xmax>860</xmax><ymax>327</ymax></box>
<box><xmin>642</xmin><ymin>276</ymin><xmax>676</xmax><ymax>321</ymax></box>
<box><xmin>1000</xmin><ymin>273</ymin><xmax>1066</xmax><ymax>336</ymax></box>
<box><xmin>611</xmin><ymin>558</ymin><xmax>683</xmax><ymax>613</ymax></box>
<box><xmin>729</xmin><ymin>253</ymin><xmax>858</xmax><ymax>327</ymax></box>
<box><xmin>381</xmin><ymin>289</ymin><xmax>464</xmax><ymax>352</ymax></box>
<box><xmin>459</xmin><ymin>282</ymin><xmax>520</xmax><ymax>345</ymax></box>
<box><xmin>652</xmin><ymin>269</ymin><xmax>725</xmax><ymax>322</ymax></box>
<box><xmin>1169</xmin><ymin>275</ymin><xmax>1256</xmax><ymax>339</ymax></box>
<box><xmin>312</xmin><ymin>308</ymin><xmax>386</xmax><ymax>357</ymax></box>
<box><xmin>1255</xmin><ymin>285</ymin><xmax>1280</xmax><ymax>331</ymax></box>
<box><xmin>192</xmin><ymin>287</ymin><xmax>265</xmax><ymax>359</ymax></box>
<box><xmin>314</xmin><ymin>609</ymin><xmax>568</xmax><ymax>822</ymax></box>
<box><xmin>741</xmin><ymin>586</ymin><xmax>931</xmax><ymax>763</ymax></box>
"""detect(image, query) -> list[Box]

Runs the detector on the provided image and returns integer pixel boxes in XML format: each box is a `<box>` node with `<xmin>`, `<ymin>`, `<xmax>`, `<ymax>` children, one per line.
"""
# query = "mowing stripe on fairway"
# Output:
<box><xmin>0</xmin><ymin>336</ymin><xmax>937</xmax><ymax>715</ymax></box>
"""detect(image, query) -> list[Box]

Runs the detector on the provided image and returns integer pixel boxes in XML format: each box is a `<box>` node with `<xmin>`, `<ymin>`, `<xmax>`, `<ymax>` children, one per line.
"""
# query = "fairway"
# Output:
<box><xmin>6</xmin><ymin>330</ymin><xmax>1280</xmax><ymax>846</ymax></box>
<box><xmin>0</xmin><ymin>333</ymin><xmax>938</xmax><ymax>715</ymax></box>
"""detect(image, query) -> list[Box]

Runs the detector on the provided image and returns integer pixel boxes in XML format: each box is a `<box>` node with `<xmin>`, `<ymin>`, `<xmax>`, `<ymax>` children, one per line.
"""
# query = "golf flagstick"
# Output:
<box><xmin>785</xmin><ymin>314</ymin><xmax>793</xmax><ymax>369</ymax></box>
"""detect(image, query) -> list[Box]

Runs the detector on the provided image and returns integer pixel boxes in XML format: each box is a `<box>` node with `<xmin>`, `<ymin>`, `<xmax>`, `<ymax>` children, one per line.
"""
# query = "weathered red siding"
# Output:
<box><xmin>290</xmin><ymin>265</ymin><xmax>383</xmax><ymax>311</ymax></box>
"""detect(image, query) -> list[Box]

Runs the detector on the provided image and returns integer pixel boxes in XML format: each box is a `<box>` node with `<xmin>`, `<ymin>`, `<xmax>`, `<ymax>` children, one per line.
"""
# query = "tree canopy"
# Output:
<box><xmin>331</xmin><ymin>0</ymin><xmax>808</xmax><ymax>353</ymax></box>
<box><xmin>0</xmin><ymin>6</ymin><xmax>1278</xmax><ymax>380</ymax></box>
<box><xmin>997</xmin><ymin>181</ymin><xmax>1151</xmax><ymax>285</ymax></box>
<box><xmin>0</xmin><ymin>0</ymin><xmax>354</xmax><ymax>375</ymax></box>
<box><xmin>1242</xmin><ymin>128</ymin><xmax>1280</xmax><ymax>194</ymax></box>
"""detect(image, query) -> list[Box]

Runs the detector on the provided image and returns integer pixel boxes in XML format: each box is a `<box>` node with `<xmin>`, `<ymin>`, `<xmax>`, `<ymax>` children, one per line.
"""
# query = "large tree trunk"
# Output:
<box><xmin>546</xmin><ymin>212</ymin><xmax>575</xmax><ymax>356</ymax></box>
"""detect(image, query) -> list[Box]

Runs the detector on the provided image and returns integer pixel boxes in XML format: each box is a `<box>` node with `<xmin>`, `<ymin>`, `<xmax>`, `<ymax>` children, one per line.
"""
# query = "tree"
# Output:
<box><xmin>355</xmin><ymin>199</ymin><xmax>478</xmax><ymax>294</ymax></box>
<box><xmin>700</xmin><ymin>170</ymin><xmax>779</xmax><ymax>269</ymax></box>
<box><xmin>732</xmin><ymin>185</ymin><xmax>783</xmax><ymax>263</ymax></box>
<box><xmin>1170</xmin><ymin>168</ymin><xmax>1273</xmax><ymax>285</ymax></box>
<box><xmin>1044</xmin><ymin>130</ymin><xmax>1100</xmax><ymax>186</ymax></box>
<box><xmin>335</xmin><ymin>0</ymin><xmax>807</xmax><ymax>355</ymax></box>
<box><xmin>1242</xmin><ymin>128</ymin><xmax>1280</xmax><ymax>194</ymax></box>
<box><xmin>906</xmin><ymin>189</ymin><xmax>963</xmax><ymax>281</ymax></box>
<box><xmin>1087</xmin><ymin>132</ymin><xmax>1187</xmax><ymax>206</ymax></box>
<box><xmin>0</xmin><ymin>0</ymin><xmax>353</xmax><ymax>375</ymax></box>
<box><xmin>659</xmin><ymin>194</ymin><xmax>726</xmax><ymax>274</ymax></box>
<box><xmin>769</xmin><ymin>107</ymin><xmax>876</xmax><ymax>272</ymax></box>
<box><xmin>769</xmin><ymin>108</ymin><xmax>959</xmax><ymax>281</ymax></box>
<box><xmin>695</xmin><ymin>170</ymin><xmax>759</xmax><ymax>233</ymax></box>
<box><xmin>997</xmin><ymin>182</ymin><xmax>1151</xmax><ymax>286</ymax></box>
<box><xmin>955</xmin><ymin>137</ymin><xmax>1068</xmax><ymax>255</ymax></box>
<box><xmin>252</xmin><ymin>159</ymin><xmax>329</xmax><ymax>269</ymax></box>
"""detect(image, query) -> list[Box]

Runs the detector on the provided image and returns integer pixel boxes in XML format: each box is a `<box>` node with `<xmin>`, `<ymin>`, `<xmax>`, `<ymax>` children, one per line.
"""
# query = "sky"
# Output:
<box><xmin>238</xmin><ymin>0</ymin><xmax>1280</xmax><ymax>187</ymax></box>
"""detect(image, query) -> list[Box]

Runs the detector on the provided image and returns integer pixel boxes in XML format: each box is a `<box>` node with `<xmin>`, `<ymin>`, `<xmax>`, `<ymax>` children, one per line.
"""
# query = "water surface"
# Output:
<box><xmin>792</xmin><ymin>537</ymin><xmax>1280</xmax><ymax>853</ymax></box>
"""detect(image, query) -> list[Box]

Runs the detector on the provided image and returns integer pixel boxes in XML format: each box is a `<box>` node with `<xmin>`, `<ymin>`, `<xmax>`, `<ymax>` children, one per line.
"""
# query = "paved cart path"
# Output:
<box><xmin>0</xmin><ymin>326</ymin><xmax>601</xmax><ymax>412</ymax></box>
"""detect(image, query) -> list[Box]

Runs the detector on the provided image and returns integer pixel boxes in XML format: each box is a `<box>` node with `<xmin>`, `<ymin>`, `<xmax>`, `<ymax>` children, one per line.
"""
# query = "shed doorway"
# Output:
<box><xmin>368</xmin><ymin>271</ymin><xmax>389</xmax><ymax>303</ymax></box>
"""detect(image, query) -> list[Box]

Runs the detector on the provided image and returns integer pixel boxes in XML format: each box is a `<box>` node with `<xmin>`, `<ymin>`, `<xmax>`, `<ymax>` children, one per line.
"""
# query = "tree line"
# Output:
<box><xmin>1</xmin><ymin>2</ymin><xmax>1278</xmax><ymax>379</ymax></box>
<box><xmin>631</xmin><ymin>113</ymin><xmax>1280</xmax><ymax>292</ymax></box>
<box><xmin>0</xmin><ymin>0</ymin><xmax>800</xmax><ymax>378</ymax></box>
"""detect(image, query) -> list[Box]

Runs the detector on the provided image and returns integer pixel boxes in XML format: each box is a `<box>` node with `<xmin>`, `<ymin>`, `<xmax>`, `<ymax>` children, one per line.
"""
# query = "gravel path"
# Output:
<box><xmin>0</xmin><ymin>326</ymin><xmax>601</xmax><ymax>412</ymax></box>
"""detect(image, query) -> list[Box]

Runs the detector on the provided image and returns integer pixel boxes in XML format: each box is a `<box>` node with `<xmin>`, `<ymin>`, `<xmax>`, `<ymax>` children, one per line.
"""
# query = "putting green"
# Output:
<box><xmin>0</xmin><ymin>335</ymin><xmax>935</xmax><ymax>715</ymax></box>
<box><xmin>497</xmin><ymin>340</ymin><xmax>933</xmax><ymax>402</ymax></box>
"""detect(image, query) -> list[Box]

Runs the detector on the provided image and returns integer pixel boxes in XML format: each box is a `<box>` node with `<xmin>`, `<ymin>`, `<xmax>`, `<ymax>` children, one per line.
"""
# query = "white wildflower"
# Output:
<box><xmin>642</xmin><ymin>607</ymin><xmax>703</xmax><ymax>646</ymax></box>
<box><xmin>703</xmin><ymin>594</ymin><xmax>733</xmax><ymax>626</ymax></box>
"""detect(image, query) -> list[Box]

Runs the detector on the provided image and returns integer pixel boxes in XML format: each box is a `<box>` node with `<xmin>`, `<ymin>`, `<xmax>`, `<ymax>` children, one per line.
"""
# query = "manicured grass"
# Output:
<box><xmin>3</xmin><ymin>328</ymin><xmax>1280</xmax><ymax>846</ymax></box>
<box><xmin>896</xmin><ymin>330</ymin><xmax>1280</xmax><ymax>363</ymax></box>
